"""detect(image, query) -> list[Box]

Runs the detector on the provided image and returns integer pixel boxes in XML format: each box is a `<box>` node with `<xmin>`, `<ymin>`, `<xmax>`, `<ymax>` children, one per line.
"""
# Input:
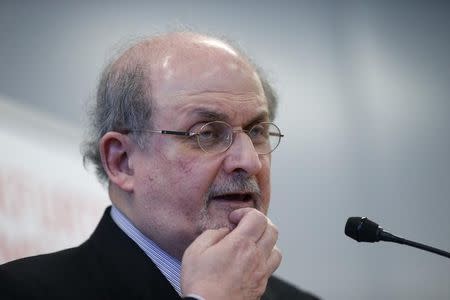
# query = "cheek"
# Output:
<box><xmin>156</xmin><ymin>149</ymin><xmax>218</xmax><ymax>203</ymax></box>
<box><xmin>258</xmin><ymin>158</ymin><xmax>272</xmax><ymax>213</ymax></box>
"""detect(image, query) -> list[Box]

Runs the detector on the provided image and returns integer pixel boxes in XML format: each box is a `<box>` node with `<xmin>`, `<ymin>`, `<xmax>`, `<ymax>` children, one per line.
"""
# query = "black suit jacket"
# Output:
<box><xmin>0</xmin><ymin>207</ymin><xmax>319</xmax><ymax>300</ymax></box>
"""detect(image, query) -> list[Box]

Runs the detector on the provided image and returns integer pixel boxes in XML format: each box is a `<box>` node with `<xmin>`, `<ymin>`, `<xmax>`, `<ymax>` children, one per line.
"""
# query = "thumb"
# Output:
<box><xmin>228</xmin><ymin>207</ymin><xmax>254</xmax><ymax>225</ymax></box>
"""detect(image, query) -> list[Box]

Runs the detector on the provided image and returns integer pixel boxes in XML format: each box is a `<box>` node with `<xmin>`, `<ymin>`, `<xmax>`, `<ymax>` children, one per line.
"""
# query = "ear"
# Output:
<box><xmin>99</xmin><ymin>131</ymin><xmax>135</xmax><ymax>192</ymax></box>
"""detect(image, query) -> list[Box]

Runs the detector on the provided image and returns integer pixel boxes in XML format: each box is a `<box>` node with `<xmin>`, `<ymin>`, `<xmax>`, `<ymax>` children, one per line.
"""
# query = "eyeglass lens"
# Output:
<box><xmin>196</xmin><ymin>121</ymin><xmax>281</xmax><ymax>154</ymax></box>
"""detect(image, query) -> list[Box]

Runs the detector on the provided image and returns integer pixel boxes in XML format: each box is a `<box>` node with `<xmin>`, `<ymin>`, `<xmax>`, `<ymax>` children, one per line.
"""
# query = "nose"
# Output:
<box><xmin>222</xmin><ymin>131</ymin><xmax>262</xmax><ymax>176</ymax></box>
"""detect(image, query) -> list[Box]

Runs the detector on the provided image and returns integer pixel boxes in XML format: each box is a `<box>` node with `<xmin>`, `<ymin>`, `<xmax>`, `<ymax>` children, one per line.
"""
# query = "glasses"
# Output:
<box><xmin>126</xmin><ymin>121</ymin><xmax>284</xmax><ymax>155</ymax></box>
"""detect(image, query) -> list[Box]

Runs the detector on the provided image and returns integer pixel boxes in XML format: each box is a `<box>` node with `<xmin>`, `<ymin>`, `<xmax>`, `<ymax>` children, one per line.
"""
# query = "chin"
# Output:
<box><xmin>200</xmin><ymin>215</ymin><xmax>234</xmax><ymax>231</ymax></box>
<box><xmin>206</xmin><ymin>220</ymin><xmax>235</xmax><ymax>231</ymax></box>
<box><xmin>197</xmin><ymin>199</ymin><xmax>260</xmax><ymax>233</ymax></box>
<box><xmin>197</xmin><ymin>206</ymin><xmax>235</xmax><ymax>233</ymax></box>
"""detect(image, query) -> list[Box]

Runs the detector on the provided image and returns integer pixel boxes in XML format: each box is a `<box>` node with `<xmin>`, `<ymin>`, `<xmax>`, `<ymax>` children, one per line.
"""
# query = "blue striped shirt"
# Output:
<box><xmin>110</xmin><ymin>205</ymin><xmax>182</xmax><ymax>295</ymax></box>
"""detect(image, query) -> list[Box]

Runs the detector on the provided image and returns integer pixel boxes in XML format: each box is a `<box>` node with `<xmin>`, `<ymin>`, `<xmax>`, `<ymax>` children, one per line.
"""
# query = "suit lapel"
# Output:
<box><xmin>86</xmin><ymin>207</ymin><xmax>181</xmax><ymax>299</ymax></box>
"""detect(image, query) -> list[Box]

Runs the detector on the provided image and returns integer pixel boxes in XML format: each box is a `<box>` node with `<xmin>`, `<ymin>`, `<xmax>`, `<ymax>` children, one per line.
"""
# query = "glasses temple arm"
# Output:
<box><xmin>159</xmin><ymin>130</ymin><xmax>195</xmax><ymax>137</ymax></box>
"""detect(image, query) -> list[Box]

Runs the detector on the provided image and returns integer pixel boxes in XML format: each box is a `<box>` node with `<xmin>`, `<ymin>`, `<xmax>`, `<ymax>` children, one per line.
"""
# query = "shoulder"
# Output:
<box><xmin>264</xmin><ymin>275</ymin><xmax>321</xmax><ymax>300</ymax></box>
<box><xmin>0</xmin><ymin>243</ymin><xmax>98</xmax><ymax>299</ymax></box>
<box><xmin>1</xmin><ymin>242</ymin><xmax>89</xmax><ymax>276</ymax></box>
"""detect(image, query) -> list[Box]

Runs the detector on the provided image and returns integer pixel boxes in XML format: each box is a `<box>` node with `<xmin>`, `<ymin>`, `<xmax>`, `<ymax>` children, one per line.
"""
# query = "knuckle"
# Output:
<box><xmin>271</xmin><ymin>224</ymin><xmax>279</xmax><ymax>239</ymax></box>
<box><xmin>272</xmin><ymin>246</ymin><xmax>282</xmax><ymax>260</ymax></box>
<box><xmin>269</xmin><ymin>248</ymin><xmax>283</xmax><ymax>271</ymax></box>
<box><xmin>275</xmin><ymin>246</ymin><xmax>282</xmax><ymax>258</ymax></box>
<box><xmin>275</xmin><ymin>248</ymin><xmax>282</xmax><ymax>263</ymax></box>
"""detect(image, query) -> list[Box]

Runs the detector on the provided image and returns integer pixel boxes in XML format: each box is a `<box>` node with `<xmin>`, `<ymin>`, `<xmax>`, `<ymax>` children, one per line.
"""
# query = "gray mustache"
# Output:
<box><xmin>207</xmin><ymin>173</ymin><xmax>261</xmax><ymax>200</ymax></box>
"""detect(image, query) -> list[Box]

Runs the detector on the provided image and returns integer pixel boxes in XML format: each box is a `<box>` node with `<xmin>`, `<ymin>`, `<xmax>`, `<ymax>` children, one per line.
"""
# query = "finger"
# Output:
<box><xmin>228</xmin><ymin>207</ymin><xmax>255</xmax><ymax>224</ymax></box>
<box><xmin>266</xmin><ymin>245</ymin><xmax>282</xmax><ymax>275</ymax></box>
<box><xmin>228</xmin><ymin>208</ymin><xmax>267</xmax><ymax>243</ymax></box>
<box><xmin>184</xmin><ymin>228</ymin><xmax>230</xmax><ymax>255</ymax></box>
<box><xmin>256</xmin><ymin>219</ymin><xmax>278</xmax><ymax>259</ymax></box>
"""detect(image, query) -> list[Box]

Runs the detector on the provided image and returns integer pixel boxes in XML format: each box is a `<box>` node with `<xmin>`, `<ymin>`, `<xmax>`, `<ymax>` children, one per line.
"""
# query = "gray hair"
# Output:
<box><xmin>82</xmin><ymin>34</ymin><xmax>278</xmax><ymax>184</ymax></box>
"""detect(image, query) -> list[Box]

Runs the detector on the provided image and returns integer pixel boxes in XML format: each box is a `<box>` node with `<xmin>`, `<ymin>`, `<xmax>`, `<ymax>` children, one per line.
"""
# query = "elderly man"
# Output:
<box><xmin>0</xmin><ymin>32</ymin><xmax>318</xmax><ymax>300</ymax></box>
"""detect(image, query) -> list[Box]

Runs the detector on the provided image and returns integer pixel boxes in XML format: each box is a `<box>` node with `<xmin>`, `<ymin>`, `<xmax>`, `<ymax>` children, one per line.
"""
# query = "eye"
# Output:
<box><xmin>249</xmin><ymin>124</ymin><xmax>265</xmax><ymax>136</ymax></box>
<box><xmin>199</xmin><ymin>128</ymin><xmax>215</xmax><ymax>139</ymax></box>
<box><xmin>196</xmin><ymin>121</ymin><xmax>232</xmax><ymax>149</ymax></box>
<box><xmin>198</xmin><ymin>123</ymin><xmax>221</xmax><ymax>141</ymax></box>
<box><xmin>249</xmin><ymin>124</ymin><xmax>269</xmax><ymax>143</ymax></box>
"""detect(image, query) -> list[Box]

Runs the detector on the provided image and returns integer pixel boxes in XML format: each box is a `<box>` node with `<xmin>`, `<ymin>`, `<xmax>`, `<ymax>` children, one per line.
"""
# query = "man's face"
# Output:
<box><xmin>128</xmin><ymin>38</ymin><xmax>272</xmax><ymax>259</ymax></box>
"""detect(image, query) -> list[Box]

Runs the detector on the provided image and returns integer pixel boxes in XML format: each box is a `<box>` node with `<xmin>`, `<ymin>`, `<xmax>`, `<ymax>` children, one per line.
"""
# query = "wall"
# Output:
<box><xmin>0</xmin><ymin>97</ymin><xmax>109</xmax><ymax>263</ymax></box>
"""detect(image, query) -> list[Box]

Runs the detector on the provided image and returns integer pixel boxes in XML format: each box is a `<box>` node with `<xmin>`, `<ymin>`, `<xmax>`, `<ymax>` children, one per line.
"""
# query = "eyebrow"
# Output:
<box><xmin>246</xmin><ymin>112</ymin><xmax>270</xmax><ymax>127</ymax></box>
<box><xmin>189</xmin><ymin>108</ymin><xmax>229</xmax><ymax>122</ymax></box>
<box><xmin>188</xmin><ymin>108</ymin><xmax>269</xmax><ymax>127</ymax></box>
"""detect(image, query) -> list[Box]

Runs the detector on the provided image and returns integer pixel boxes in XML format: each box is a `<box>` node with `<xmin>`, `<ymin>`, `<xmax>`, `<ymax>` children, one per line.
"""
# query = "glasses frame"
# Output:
<box><xmin>121</xmin><ymin>121</ymin><xmax>284</xmax><ymax>155</ymax></box>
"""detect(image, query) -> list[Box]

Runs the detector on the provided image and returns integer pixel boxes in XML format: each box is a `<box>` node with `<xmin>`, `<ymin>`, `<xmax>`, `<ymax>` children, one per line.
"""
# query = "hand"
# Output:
<box><xmin>181</xmin><ymin>208</ymin><xmax>282</xmax><ymax>300</ymax></box>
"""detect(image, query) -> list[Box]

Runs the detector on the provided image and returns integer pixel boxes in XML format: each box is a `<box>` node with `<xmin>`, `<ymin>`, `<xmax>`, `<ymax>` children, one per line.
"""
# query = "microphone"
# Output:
<box><xmin>345</xmin><ymin>217</ymin><xmax>450</xmax><ymax>259</ymax></box>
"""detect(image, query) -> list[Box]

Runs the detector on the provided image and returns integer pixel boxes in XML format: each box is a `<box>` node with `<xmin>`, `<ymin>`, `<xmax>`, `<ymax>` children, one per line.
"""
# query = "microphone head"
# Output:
<box><xmin>345</xmin><ymin>217</ymin><xmax>381</xmax><ymax>242</ymax></box>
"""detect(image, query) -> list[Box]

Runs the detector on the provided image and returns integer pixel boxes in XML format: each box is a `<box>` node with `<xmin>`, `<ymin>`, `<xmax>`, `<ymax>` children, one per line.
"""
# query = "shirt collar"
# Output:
<box><xmin>110</xmin><ymin>205</ymin><xmax>182</xmax><ymax>295</ymax></box>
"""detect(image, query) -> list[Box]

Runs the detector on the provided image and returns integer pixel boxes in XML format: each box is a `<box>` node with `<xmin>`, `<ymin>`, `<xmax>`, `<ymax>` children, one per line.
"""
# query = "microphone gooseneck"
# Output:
<box><xmin>345</xmin><ymin>217</ymin><xmax>450</xmax><ymax>259</ymax></box>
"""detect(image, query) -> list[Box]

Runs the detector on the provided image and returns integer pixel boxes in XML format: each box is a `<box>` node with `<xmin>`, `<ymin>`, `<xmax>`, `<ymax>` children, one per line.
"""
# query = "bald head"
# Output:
<box><xmin>82</xmin><ymin>31</ymin><xmax>278</xmax><ymax>183</ymax></box>
<box><xmin>111</xmin><ymin>32</ymin><xmax>263</xmax><ymax>98</ymax></box>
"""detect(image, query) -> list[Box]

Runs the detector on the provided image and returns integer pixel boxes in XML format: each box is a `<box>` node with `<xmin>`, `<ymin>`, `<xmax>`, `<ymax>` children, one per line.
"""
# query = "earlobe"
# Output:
<box><xmin>99</xmin><ymin>132</ymin><xmax>134</xmax><ymax>192</ymax></box>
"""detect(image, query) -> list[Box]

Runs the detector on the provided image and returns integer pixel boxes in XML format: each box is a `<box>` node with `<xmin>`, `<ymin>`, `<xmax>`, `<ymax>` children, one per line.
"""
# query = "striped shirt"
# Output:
<box><xmin>110</xmin><ymin>205</ymin><xmax>182</xmax><ymax>295</ymax></box>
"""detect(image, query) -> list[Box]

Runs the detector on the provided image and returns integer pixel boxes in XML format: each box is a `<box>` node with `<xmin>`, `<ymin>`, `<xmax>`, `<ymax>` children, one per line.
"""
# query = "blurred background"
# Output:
<box><xmin>1</xmin><ymin>1</ymin><xmax>449</xmax><ymax>299</ymax></box>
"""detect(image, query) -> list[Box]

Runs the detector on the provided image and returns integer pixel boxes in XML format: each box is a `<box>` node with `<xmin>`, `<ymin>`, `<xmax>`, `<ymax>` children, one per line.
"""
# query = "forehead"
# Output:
<box><xmin>149</xmin><ymin>36</ymin><xmax>268</xmax><ymax>125</ymax></box>
<box><xmin>163</xmin><ymin>93</ymin><xmax>269</xmax><ymax>126</ymax></box>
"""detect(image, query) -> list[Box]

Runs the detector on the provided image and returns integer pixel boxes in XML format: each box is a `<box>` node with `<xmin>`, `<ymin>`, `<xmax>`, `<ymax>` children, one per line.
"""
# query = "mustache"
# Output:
<box><xmin>206</xmin><ymin>172</ymin><xmax>261</xmax><ymax>201</ymax></box>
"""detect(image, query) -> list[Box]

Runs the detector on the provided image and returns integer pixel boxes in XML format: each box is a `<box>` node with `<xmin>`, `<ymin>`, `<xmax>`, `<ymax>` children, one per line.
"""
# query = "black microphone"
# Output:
<box><xmin>345</xmin><ymin>217</ymin><xmax>450</xmax><ymax>259</ymax></box>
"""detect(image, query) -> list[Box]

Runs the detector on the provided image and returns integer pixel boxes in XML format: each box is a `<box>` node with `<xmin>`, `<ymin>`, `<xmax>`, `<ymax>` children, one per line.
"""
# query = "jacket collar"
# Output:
<box><xmin>86</xmin><ymin>206</ymin><xmax>181</xmax><ymax>299</ymax></box>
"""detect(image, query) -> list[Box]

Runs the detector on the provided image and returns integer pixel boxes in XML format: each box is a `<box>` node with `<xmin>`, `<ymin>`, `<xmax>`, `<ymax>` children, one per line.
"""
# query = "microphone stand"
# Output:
<box><xmin>380</xmin><ymin>231</ymin><xmax>450</xmax><ymax>259</ymax></box>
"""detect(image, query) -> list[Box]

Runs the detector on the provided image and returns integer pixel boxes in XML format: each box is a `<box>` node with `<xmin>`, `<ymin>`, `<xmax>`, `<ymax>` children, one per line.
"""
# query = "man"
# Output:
<box><xmin>0</xmin><ymin>32</ymin><xmax>319</xmax><ymax>300</ymax></box>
